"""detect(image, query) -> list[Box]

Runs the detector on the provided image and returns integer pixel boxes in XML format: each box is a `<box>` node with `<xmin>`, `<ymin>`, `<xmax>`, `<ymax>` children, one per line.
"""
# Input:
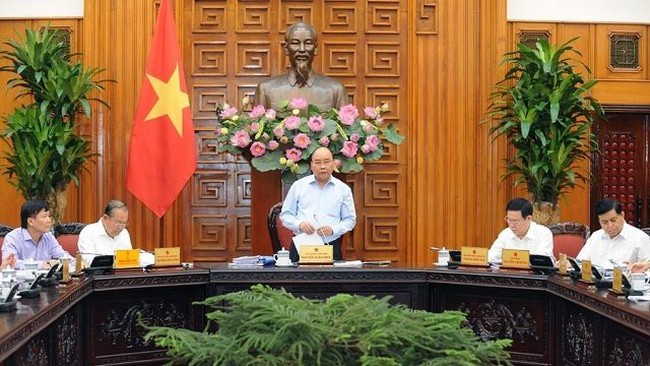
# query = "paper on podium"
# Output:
<box><xmin>292</xmin><ymin>232</ymin><xmax>324</xmax><ymax>253</ymax></box>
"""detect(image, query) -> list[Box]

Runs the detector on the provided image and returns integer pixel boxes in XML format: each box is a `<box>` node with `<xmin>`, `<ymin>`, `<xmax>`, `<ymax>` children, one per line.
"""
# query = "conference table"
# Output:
<box><xmin>0</xmin><ymin>264</ymin><xmax>648</xmax><ymax>365</ymax></box>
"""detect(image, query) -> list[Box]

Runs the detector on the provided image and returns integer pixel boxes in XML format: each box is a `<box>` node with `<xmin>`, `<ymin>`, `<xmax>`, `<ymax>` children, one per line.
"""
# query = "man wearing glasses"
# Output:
<box><xmin>78</xmin><ymin>200</ymin><xmax>132</xmax><ymax>266</ymax></box>
<box><xmin>280</xmin><ymin>147</ymin><xmax>356</xmax><ymax>262</ymax></box>
<box><xmin>487</xmin><ymin>197</ymin><xmax>554</xmax><ymax>264</ymax></box>
<box><xmin>577</xmin><ymin>198</ymin><xmax>650</xmax><ymax>269</ymax></box>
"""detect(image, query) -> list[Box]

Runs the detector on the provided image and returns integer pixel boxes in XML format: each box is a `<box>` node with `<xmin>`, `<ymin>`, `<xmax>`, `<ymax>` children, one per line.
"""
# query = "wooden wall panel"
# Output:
<box><xmin>183</xmin><ymin>0</ymin><xmax>408</xmax><ymax>263</ymax></box>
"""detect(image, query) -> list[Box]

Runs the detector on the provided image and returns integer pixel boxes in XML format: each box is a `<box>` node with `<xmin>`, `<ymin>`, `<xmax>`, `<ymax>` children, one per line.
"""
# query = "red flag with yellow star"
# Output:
<box><xmin>126</xmin><ymin>0</ymin><xmax>196</xmax><ymax>217</ymax></box>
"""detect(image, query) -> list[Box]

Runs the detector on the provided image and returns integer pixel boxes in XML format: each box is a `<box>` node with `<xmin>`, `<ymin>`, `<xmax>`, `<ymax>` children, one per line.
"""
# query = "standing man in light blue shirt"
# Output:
<box><xmin>280</xmin><ymin>147</ymin><xmax>356</xmax><ymax>261</ymax></box>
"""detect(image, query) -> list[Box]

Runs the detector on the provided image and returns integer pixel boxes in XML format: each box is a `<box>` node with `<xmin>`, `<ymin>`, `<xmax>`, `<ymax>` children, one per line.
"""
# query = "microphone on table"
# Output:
<box><xmin>313</xmin><ymin>214</ymin><xmax>330</xmax><ymax>245</ymax></box>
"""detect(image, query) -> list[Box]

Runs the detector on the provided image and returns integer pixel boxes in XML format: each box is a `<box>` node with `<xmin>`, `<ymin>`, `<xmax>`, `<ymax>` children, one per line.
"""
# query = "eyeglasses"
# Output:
<box><xmin>504</xmin><ymin>217</ymin><xmax>524</xmax><ymax>225</ymax></box>
<box><xmin>110</xmin><ymin>218</ymin><xmax>129</xmax><ymax>227</ymax></box>
<box><xmin>312</xmin><ymin>160</ymin><xmax>332</xmax><ymax>166</ymax></box>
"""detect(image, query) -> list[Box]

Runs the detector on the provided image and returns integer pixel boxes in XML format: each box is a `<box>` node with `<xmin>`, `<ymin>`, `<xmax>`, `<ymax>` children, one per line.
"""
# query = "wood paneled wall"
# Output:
<box><xmin>1</xmin><ymin>1</ymin><xmax>649</xmax><ymax>266</ymax></box>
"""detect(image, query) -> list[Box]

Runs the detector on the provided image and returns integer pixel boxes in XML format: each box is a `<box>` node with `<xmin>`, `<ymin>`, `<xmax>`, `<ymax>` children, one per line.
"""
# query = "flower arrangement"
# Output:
<box><xmin>215</xmin><ymin>97</ymin><xmax>405</xmax><ymax>183</ymax></box>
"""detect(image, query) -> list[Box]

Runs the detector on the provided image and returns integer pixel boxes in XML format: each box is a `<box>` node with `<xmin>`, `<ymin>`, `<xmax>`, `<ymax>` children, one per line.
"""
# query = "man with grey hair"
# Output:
<box><xmin>78</xmin><ymin>199</ymin><xmax>132</xmax><ymax>266</ymax></box>
<box><xmin>255</xmin><ymin>22</ymin><xmax>348</xmax><ymax>111</ymax></box>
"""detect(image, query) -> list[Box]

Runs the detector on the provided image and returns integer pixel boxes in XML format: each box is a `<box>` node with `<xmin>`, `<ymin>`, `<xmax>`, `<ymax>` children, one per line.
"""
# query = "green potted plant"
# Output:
<box><xmin>145</xmin><ymin>284</ymin><xmax>512</xmax><ymax>365</ymax></box>
<box><xmin>487</xmin><ymin>38</ymin><xmax>604</xmax><ymax>225</ymax></box>
<box><xmin>0</xmin><ymin>27</ymin><xmax>109</xmax><ymax>222</ymax></box>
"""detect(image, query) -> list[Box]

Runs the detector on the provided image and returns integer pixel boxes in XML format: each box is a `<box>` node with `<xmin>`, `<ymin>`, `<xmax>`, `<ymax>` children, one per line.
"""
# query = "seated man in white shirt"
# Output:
<box><xmin>488</xmin><ymin>198</ymin><xmax>554</xmax><ymax>264</ymax></box>
<box><xmin>78</xmin><ymin>200</ymin><xmax>132</xmax><ymax>266</ymax></box>
<box><xmin>577</xmin><ymin>198</ymin><xmax>650</xmax><ymax>270</ymax></box>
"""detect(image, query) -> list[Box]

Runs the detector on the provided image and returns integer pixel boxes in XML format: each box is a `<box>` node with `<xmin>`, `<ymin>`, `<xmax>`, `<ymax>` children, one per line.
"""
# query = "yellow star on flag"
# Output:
<box><xmin>144</xmin><ymin>64</ymin><xmax>190</xmax><ymax>136</ymax></box>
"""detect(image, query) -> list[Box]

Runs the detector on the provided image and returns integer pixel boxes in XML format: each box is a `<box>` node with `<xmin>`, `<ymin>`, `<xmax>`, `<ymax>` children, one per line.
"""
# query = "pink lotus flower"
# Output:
<box><xmin>341</xmin><ymin>140</ymin><xmax>358</xmax><ymax>158</ymax></box>
<box><xmin>361</xmin><ymin>144</ymin><xmax>371</xmax><ymax>154</ymax></box>
<box><xmin>334</xmin><ymin>159</ymin><xmax>342</xmax><ymax>169</ymax></box>
<box><xmin>307</xmin><ymin>116</ymin><xmax>325</xmax><ymax>132</ymax></box>
<box><xmin>350</xmin><ymin>133</ymin><xmax>360</xmax><ymax>142</ymax></box>
<box><xmin>268</xmin><ymin>140</ymin><xmax>279</xmax><ymax>150</ymax></box>
<box><xmin>366</xmin><ymin>135</ymin><xmax>380</xmax><ymax>150</ymax></box>
<box><xmin>265</xmin><ymin>109</ymin><xmax>276</xmax><ymax>120</ymax></box>
<box><xmin>289</xmin><ymin>97</ymin><xmax>308</xmax><ymax>109</ymax></box>
<box><xmin>319</xmin><ymin>136</ymin><xmax>330</xmax><ymax>147</ymax></box>
<box><xmin>285</xmin><ymin>148</ymin><xmax>302</xmax><ymax>162</ymax></box>
<box><xmin>219</xmin><ymin>107</ymin><xmax>238</xmax><ymax>119</ymax></box>
<box><xmin>230</xmin><ymin>130</ymin><xmax>251</xmax><ymax>148</ymax></box>
<box><xmin>293</xmin><ymin>133</ymin><xmax>311</xmax><ymax>149</ymax></box>
<box><xmin>284</xmin><ymin>116</ymin><xmax>301</xmax><ymax>130</ymax></box>
<box><xmin>273</xmin><ymin>126</ymin><xmax>285</xmax><ymax>137</ymax></box>
<box><xmin>250</xmin><ymin>141</ymin><xmax>266</xmax><ymax>157</ymax></box>
<box><xmin>338</xmin><ymin>104</ymin><xmax>359</xmax><ymax>125</ymax></box>
<box><xmin>364</xmin><ymin>106</ymin><xmax>378</xmax><ymax>119</ymax></box>
<box><xmin>249</xmin><ymin>105</ymin><xmax>266</xmax><ymax>119</ymax></box>
<box><xmin>250</xmin><ymin>122</ymin><xmax>260</xmax><ymax>133</ymax></box>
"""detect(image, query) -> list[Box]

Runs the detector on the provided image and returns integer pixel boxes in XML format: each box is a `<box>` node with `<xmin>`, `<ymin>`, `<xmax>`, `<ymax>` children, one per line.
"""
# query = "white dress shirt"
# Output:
<box><xmin>488</xmin><ymin>221</ymin><xmax>555</xmax><ymax>264</ymax></box>
<box><xmin>577</xmin><ymin>222</ymin><xmax>650</xmax><ymax>269</ymax></box>
<box><xmin>77</xmin><ymin>219</ymin><xmax>132</xmax><ymax>266</ymax></box>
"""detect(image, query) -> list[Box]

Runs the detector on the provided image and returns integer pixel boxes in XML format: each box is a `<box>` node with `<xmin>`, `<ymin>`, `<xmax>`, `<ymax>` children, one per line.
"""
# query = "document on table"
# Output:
<box><xmin>292</xmin><ymin>232</ymin><xmax>324</xmax><ymax>253</ymax></box>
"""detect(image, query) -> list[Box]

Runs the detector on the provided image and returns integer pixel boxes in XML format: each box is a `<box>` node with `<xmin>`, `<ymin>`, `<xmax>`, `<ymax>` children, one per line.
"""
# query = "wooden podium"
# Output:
<box><xmin>251</xmin><ymin>169</ymin><xmax>282</xmax><ymax>255</ymax></box>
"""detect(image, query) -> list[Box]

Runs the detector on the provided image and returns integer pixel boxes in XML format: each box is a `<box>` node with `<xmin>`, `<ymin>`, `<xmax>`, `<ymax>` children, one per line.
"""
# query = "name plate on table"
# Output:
<box><xmin>461</xmin><ymin>246</ymin><xmax>488</xmax><ymax>266</ymax></box>
<box><xmin>114</xmin><ymin>249</ymin><xmax>141</xmax><ymax>269</ymax></box>
<box><xmin>154</xmin><ymin>247</ymin><xmax>181</xmax><ymax>267</ymax></box>
<box><xmin>299</xmin><ymin>245</ymin><xmax>333</xmax><ymax>264</ymax></box>
<box><xmin>611</xmin><ymin>268</ymin><xmax>623</xmax><ymax>293</ymax></box>
<box><xmin>558</xmin><ymin>253</ymin><xmax>568</xmax><ymax>275</ymax></box>
<box><xmin>501</xmin><ymin>249</ymin><xmax>530</xmax><ymax>269</ymax></box>
<box><xmin>580</xmin><ymin>259</ymin><xmax>594</xmax><ymax>283</ymax></box>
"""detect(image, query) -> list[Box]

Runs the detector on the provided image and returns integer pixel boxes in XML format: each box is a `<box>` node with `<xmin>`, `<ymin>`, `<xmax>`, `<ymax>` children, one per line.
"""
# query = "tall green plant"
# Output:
<box><xmin>487</xmin><ymin>38</ymin><xmax>604</xmax><ymax>205</ymax></box>
<box><xmin>0</xmin><ymin>27</ymin><xmax>108</xmax><ymax>220</ymax></box>
<box><xmin>145</xmin><ymin>284</ymin><xmax>512</xmax><ymax>365</ymax></box>
<box><xmin>2</xmin><ymin>106</ymin><xmax>88</xmax><ymax>199</ymax></box>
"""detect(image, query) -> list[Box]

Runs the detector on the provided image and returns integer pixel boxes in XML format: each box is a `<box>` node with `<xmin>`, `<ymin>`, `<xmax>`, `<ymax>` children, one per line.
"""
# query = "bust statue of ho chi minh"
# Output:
<box><xmin>255</xmin><ymin>22</ymin><xmax>349</xmax><ymax>112</ymax></box>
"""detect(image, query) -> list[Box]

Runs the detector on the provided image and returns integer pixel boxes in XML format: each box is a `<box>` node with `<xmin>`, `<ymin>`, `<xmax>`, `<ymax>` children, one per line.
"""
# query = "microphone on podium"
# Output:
<box><xmin>313</xmin><ymin>214</ymin><xmax>330</xmax><ymax>245</ymax></box>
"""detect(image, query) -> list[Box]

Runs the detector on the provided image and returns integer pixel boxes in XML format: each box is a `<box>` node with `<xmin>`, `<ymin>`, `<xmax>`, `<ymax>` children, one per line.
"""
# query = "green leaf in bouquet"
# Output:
<box><xmin>303</xmin><ymin>142</ymin><xmax>319</xmax><ymax>159</ymax></box>
<box><xmin>346</xmin><ymin>123</ymin><xmax>364</xmax><ymax>136</ymax></box>
<box><xmin>278</xmin><ymin>100</ymin><xmax>289</xmax><ymax>109</ymax></box>
<box><xmin>298</xmin><ymin>118</ymin><xmax>311</xmax><ymax>133</ymax></box>
<box><xmin>363</xmin><ymin>148</ymin><xmax>383</xmax><ymax>161</ymax></box>
<box><xmin>217</xmin><ymin>144</ymin><xmax>242</xmax><ymax>155</ymax></box>
<box><xmin>341</xmin><ymin>158</ymin><xmax>363</xmax><ymax>173</ymax></box>
<box><xmin>383</xmin><ymin>124</ymin><xmax>405</xmax><ymax>145</ymax></box>
<box><xmin>281</xmin><ymin>169</ymin><xmax>299</xmax><ymax>184</ymax></box>
<box><xmin>295</xmin><ymin>160</ymin><xmax>310</xmax><ymax>175</ymax></box>
<box><xmin>321</xmin><ymin>119</ymin><xmax>338</xmax><ymax>136</ymax></box>
<box><xmin>251</xmin><ymin>150</ymin><xmax>283</xmax><ymax>172</ymax></box>
<box><xmin>307</xmin><ymin>104</ymin><xmax>322</xmax><ymax>116</ymax></box>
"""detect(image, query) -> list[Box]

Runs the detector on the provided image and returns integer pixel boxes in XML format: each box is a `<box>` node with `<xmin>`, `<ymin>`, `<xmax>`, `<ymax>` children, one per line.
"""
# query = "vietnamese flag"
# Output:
<box><xmin>126</xmin><ymin>0</ymin><xmax>196</xmax><ymax>217</ymax></box>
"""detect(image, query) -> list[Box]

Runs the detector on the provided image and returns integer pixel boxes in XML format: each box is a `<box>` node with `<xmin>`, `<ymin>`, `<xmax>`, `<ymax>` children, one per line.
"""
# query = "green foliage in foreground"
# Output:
<box><xmin>145</xmin><ymin>284</ymin><xmax>512</xmax><ymax>366</ymax></box>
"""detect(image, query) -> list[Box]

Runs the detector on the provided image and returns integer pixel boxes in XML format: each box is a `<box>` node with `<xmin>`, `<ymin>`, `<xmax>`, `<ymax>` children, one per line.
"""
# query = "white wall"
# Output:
<box><xmin>0</xmin><ymin>0</ymin><xmax>83</xmax><ymax>18</ymax></box>
<box><xmin>508</xmin><ymin>0</ymin><xmax>650</xmax><ymax>24</ymax></box>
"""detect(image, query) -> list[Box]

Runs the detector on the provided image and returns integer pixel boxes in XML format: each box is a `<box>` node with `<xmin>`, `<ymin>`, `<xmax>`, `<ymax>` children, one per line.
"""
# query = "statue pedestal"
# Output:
<box><xmin>251</xmin><ymin>169</ymin><xmax>282</xmax><ymax>255</ymax></box>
